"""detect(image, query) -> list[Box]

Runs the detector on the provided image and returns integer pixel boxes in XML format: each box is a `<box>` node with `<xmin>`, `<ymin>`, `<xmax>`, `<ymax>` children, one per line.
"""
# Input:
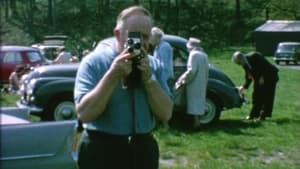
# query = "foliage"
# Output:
<box><xmin>0</xmin><ymin>0</ymin><xmax>299</xmax><ymax>53</ymax></box>
<box><xmin>0</xmin><ymin>22</ymin><xmax>34</xmax><ymax>45</ymax></box>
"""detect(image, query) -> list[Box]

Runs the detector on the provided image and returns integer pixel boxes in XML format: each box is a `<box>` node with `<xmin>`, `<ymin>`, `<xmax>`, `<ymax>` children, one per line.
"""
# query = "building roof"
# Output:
<box><xmin>255</xmin><ymin>20</ymin><xmax>300</xmax><ymax>32</ymax></box>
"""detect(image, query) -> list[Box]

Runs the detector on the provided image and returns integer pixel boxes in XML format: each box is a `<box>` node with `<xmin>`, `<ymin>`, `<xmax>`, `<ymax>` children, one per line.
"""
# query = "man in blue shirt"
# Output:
<box><xmin>74</xmin><ymin>6</ymin><xmax>173</xmax><ymax>169</ymax></box>
<box><xmin>150</xmin><ymin>27</ymin><xmax>174</xmax><ymax>94</ymax></box>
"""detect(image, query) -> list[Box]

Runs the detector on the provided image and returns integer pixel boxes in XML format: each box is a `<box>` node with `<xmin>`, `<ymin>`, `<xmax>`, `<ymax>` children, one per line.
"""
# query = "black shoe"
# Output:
<box><xmin>258</xmin><ymin>116</ymin><xmax>266</xmax><ymax>121</ymax></box>
<box><xmin>193</xmin><ymin>115</ymin><xmax>203</xmax><ymax>129</ymax></box>
<box><xmin>259</xmin><ymin>116</ymin><xmax>271</xmax><ymax>121</ymax></box>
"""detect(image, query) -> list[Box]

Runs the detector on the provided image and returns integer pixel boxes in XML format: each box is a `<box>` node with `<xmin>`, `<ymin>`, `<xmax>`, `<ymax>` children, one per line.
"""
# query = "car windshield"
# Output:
<box><xmin>279</xmin><ymin>44</ymin><xmax>300</xmax><ymax>52</ymax></box>
<box><xmin>0</xmin><ymin>114</ymin><xmax>30</xmax><ymax>125</ymax></box>
<box><xmin>43</xmin><ymin>47</ymin><xmax>59</xmax><ymax>60</ymax></box>
<box><xmin>27</xmin><ymin>51</ymin><xmax>43</xmax><ymax>62</ymax></box>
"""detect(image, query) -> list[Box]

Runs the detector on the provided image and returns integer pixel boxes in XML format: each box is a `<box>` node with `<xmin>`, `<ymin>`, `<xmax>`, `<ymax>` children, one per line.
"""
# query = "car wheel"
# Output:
<box><xmin>54</xmin><ymin>100</ymin><xmax>76</xmax><ymax>120</ymax></box>
<box><xmin>275</xmin><ymin>60</ymin><xmax>279</xmax><ymax>65</ymax></box>
<box><xmin>286</xmin><ymin>61</ymin><xmax>289</xmax><ymax>65</ymax></box>
<box><xmin>194</xmin><ymin>97</ymin><xmax>221</xmax><ymax>126</ymax></box>
<box><xmin>42</xmin><ymin>96</ymin><xmax>76</xmax><ymax>121</ymax></box>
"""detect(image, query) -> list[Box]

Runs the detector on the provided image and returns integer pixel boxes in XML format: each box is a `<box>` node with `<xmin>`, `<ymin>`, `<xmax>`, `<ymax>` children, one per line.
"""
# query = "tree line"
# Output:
<box><xmin>1</xmin><ymin>0</ymin><xmax>299</xmax><ymax>54</ymax></box>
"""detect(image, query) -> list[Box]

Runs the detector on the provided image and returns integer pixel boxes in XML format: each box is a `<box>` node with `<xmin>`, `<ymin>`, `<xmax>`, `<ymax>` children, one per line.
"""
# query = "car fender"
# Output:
<box><xmin>34</xmin><ymin>78</ymin><xmax>75</xmax><ymax>106</ymax></box>
<box><xmin>207</xmin><ymin>78</ymin><xmax>243</xmax><ymax>109</ymax></box>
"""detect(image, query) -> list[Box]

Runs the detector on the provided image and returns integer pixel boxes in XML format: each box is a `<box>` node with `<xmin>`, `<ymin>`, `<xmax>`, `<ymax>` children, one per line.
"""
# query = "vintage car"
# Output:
<box><xmin>17</xmin><ymin>35</ymin><xmax>244</xmax><ymax>126</ymax></box>
<box><xmin>0</xmin><ymin>45</ymin><xmax>48</xmax><ymax>84</ymax></box>
<box><xmin>32</xmin><ymin>35</ymin><xmax>68</xmax><ymax>61</ymax></box>
<box><xmin>0</xmin><ymin>107</ymin><xmax>78</xmax><ymax>169</ymax></box>
<box><xmin>274</xmin><ymin>42</ymin><xmax>300</xmax><ymax>65</ymax></box>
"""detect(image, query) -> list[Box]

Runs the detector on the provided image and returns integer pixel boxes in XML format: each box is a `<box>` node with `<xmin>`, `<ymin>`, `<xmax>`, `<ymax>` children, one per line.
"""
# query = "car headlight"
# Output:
<box><xmin>26</xmin><ymin>79</ymin><xmax>37</xmax><ymax>102</ymax></box>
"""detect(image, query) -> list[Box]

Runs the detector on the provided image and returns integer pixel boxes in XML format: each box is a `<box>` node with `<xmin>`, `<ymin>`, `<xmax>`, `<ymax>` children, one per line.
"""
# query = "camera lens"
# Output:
<box><xmin>127</xmin><ymin>39</ymin><xmax>134</xmax><ymax>45</ymax></box>
<box><xmin>134</xmin><ymin>42</ymin><xmax>141</xmax><ymax>50</ymax></box>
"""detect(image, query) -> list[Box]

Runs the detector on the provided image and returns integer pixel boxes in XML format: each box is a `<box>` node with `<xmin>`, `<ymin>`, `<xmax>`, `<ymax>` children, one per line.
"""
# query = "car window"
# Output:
<box><xmin>173</xmin><ymin>47</ymin><xmax>187</xmax><ymax>67</ymax></box>
<box><xmin>279</xmin><ymin>44</ymin><xmax>300</xmax><ymax>52</ymax></box>
<box><xmin>27</xmin><ymin>51</ymin><xmax>43</xmax><ymax>62</ymax></box>
<box><xmin>2</xmin><ymin>52</ymin><xmax>22</xmax><ymax>63</ymax></box>
<box><xmin>43</xmin><ymin>48</ymin><xmax>58</xmax><ymax>60</ymax></box>
<box><xmin>295</xmin><ymin>45</ymin><xmax>300</xmax><ymax>52</ymax></box>
<box><xmin>0</xmin><ymin>114</ymin><xmax>30</xmax><ymax>125</ymax></box>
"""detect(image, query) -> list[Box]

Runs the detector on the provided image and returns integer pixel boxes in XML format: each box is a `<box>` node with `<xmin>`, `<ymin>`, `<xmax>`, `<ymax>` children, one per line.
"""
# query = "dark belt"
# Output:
<box><xmin>86</xmin><ymin>130</ymin><xmax>152</xmax><ymax>143</ymax></box>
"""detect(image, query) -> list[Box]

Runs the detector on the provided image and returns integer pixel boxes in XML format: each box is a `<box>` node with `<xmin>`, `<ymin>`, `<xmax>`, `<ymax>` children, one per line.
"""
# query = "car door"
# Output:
<box><xmin>1</xmin><ymin>118</ymin><xmax>78</xmax><ymax>169</ymax></box>
<box><xmin>0</xmin><ymin>51</ymin><xmax>23</xmax><ymax>83</ymax></box>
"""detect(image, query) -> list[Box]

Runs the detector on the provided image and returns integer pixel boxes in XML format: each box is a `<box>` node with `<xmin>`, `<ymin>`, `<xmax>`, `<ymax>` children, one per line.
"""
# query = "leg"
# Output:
<box><xmin>261</xmin><ymin>81</ymin><xmax>277</xmax><ymax>118</ymax></box>
<box><xmin>133</xmin><ymin>134</ymin><xmax>159</xmax><ymax>169</ymax></box>
<box><xmin>78</xmin><ymin>131</ymin><xmax>132</xmax><ymax>169</ymax></box>
<box><xmin>249</xmin><ymin>84</ymin><xmax>263</xmax><ymax>118</ymax></box>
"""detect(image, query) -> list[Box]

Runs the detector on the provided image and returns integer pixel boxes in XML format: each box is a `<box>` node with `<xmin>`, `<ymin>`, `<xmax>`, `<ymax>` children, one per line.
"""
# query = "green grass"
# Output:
<box><xmin>156</xmin><ymin>50</ymin><xmax>300</xmax><ymax>169</ymax></box>
<box><xmin>0</xmin><ymin>92</ymin><xmax>20</xmax><ymax>106</ymax></box>
<box><xmin>1</xmin><ymin>48</ymin><xmax>299</xmax><ymax>169</ymax></box>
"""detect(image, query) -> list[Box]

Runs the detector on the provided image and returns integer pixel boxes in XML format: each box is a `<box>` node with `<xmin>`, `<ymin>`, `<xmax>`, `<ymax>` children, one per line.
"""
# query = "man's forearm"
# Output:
<box><xmin>76</xmin><ymin>70</ymin><xmax>119</xmax><ymax>122</ymax></box>
<box><xmin>144</xmin><ymin>80</ymin><xmax>173</xmax><ymax>123</ymax></box>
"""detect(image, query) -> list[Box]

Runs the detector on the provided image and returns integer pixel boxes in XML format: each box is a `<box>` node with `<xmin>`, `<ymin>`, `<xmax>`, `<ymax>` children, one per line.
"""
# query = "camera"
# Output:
<box><xmin>124</xmin><ymin>32</ymin><xmax>144</xmax><ymax>63</ymax></box>
<box><xmin>123</xmin><ymin>32</ymin><xmax>144</xmax><ymax>89</ymax></box>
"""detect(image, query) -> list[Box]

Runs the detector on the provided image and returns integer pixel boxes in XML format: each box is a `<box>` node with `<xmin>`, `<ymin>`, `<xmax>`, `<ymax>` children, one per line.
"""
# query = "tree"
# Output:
<box><xmin>48</xmin><ymin>0</ymin><xmax>54</xmax><ymax>27</ymax></box>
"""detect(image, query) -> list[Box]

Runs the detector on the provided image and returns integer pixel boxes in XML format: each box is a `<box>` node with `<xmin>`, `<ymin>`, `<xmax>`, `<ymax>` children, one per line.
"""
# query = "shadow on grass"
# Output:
<box><xmin>272</xmin><ymin>118</ymin><xmax>300</xmax><ymax>125</ymax></box>
<box><xmin>168</xmin><ymin>113</ymin><xmax>299</xmax><ymax>135</ymax></box>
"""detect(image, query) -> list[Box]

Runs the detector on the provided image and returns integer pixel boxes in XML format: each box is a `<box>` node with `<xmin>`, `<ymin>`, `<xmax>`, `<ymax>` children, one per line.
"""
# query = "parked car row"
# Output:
<box><xmin>0</xmin><ymin>35</ymin><xmax>68</xmax><ymax>87</ymax></box>
<box><xmin>17</xmin><ymin>34</ymin><xmax>245</xmax><ymax>126</ymax></box>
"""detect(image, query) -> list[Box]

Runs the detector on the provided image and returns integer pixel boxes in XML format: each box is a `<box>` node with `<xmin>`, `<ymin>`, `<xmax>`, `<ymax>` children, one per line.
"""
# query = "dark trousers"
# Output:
<box><xmin>78</xmin><ymin>130</ymin><xmax>159</xmax><ymax>169</ymax></box>
<box><xmin>250</xmin><ymin>80</ymin><xmax>277</xmax><ymax>118</ymax></box>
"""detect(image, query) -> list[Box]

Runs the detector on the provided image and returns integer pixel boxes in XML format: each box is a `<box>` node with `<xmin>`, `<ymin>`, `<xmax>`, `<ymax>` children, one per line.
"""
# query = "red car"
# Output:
<box><xmin>0</xmin><ymin>45</ymin><xmax>47</xmax><ymax>84</ymax></box>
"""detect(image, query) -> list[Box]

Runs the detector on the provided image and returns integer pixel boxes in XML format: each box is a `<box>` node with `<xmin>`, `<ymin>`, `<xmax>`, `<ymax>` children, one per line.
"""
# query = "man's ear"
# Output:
<box><xmin>114</xmin><ymin>28</ymin><xmax>120</xmax><ymax>41</ymax></box>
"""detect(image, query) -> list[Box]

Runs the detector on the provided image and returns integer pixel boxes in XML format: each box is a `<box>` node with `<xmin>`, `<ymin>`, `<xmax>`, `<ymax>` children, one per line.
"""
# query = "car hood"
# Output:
<box><xmin>27</xmin><ymin>63</ymin><xmax>79</xmax><ymax>79</ymax></box>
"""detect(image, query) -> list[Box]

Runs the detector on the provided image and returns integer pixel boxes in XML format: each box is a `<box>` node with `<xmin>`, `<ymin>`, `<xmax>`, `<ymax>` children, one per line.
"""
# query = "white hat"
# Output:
<box><xmin>186</xmin><ymin>37</ymin><xmax>201</xmax><ymax>49</ymax></box>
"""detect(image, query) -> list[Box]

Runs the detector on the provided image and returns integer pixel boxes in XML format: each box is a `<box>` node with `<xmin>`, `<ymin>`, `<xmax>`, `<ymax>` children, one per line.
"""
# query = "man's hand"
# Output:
<box><xmin>236</xmin><ymin>85</ymin><xmax>244</xmax><ymax>92</ymax></box>
<box><xmin>110</xmin><ymin>49</ymin><xmax>135</xmax><ymax>79</ymax></box>
<box><xmin>136</xmin><ymin>48</ymin><xmax>152</xmax><ymax>83</ymax></box>
<box><xmin>175</xmin><ymin>80</ymin><xmax>185</xmax><ymax>90</ymax></box>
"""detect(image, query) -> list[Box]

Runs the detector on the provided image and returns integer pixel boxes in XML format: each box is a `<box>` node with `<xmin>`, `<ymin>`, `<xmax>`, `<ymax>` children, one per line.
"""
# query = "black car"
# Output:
<box><xmin>17</xmin><ymin>35</ymin><xmax>244</xmax><ymax>126</ymax></box>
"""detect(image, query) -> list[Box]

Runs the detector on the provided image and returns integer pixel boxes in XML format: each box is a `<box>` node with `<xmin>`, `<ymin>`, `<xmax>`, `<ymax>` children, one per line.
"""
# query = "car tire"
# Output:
<box><xmin>193</xmin><ymin>96</ymin><xmax>221</xmax><ymax>127</ymax></box>
<box><xmin>275</xmin><ymin>60</ymin><xmax>280</xmax><ymax>65</ymax></box>
<box><xmin>42</xmin><ymin>95</ymin><xmax>76</xmax><ymax>121</ymax></box>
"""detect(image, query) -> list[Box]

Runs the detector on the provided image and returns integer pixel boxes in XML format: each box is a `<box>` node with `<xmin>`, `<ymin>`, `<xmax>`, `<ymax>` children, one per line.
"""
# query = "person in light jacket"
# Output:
<box><xmin>150</xmin><ymin>27</ymin><xmax>174</xmax><ymax>94</ymax></box>
<box><xmin>175</xmin><ymin>37</ymin><xmax>209</xmax><ymax>127</ymax></box>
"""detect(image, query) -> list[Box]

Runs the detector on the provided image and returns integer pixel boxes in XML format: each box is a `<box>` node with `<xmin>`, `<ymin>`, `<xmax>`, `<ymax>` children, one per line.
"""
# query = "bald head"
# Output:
<box><xmin>232</xmin><ymin>51</ymin><xmax>244</xmax><ymax>65</ymax></box>
<box><xmin>114</xmin><ymin>6</ymin><xmax>153</xmax><ymax>52</ymax></box>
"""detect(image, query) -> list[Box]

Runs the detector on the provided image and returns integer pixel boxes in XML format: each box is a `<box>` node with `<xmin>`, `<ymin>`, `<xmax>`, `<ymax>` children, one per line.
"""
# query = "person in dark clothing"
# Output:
<box><xmin>232</xmin><ymin>51</ymin><xmax>279</xmax><ymax>120</ymax></box>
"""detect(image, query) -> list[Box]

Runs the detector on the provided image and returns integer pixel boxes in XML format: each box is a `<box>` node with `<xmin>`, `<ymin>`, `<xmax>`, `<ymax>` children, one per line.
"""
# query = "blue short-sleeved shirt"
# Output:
<box><xmin>74</xmin><ymin>38</ymin><xmax>169</xmax><ymax>135</ymax></box>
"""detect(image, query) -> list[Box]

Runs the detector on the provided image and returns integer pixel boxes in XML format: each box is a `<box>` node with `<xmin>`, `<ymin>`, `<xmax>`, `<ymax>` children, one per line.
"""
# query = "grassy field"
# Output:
<box><xmin>1</xmin><ymin>48</ymin><xmax>299</xmax><ymax>169</ymax></box>
<box><xmin>157</xmin><ymin>48</ymin><xmax>300</xmax><ymax>169</ymax></box>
